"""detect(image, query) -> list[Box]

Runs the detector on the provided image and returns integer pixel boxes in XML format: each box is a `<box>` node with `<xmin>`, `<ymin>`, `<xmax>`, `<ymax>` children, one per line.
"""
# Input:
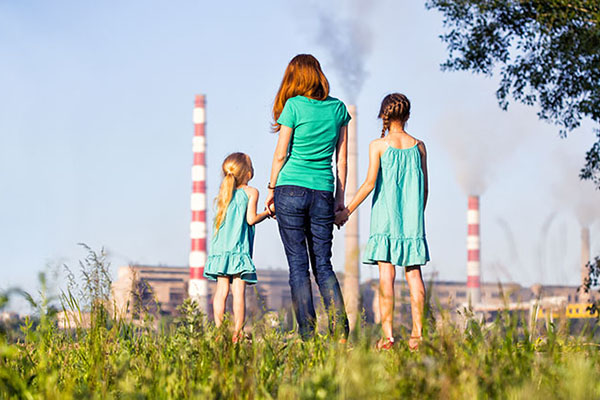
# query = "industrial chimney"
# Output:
<box><xmin>344</xmin><ymin>104</ymin><xmax>360</xmax><ymax>330</ymax></box>
<box><xmin>189</xmin><ymin>94</ymin><xmax>209</xmax><ymax>311</ymax></box>
<box><xmin>579</xmin><ymin>226</ymin><xmax>591</xmax><ymax>303</ymax></box>
<box><xmin>467</xmin><ymin>195</ymin><xmax>481</xmax><ymax>305</ymax></box>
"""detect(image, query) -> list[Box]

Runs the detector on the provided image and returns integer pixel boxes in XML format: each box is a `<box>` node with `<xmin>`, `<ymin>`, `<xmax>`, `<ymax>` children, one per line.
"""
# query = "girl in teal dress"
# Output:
<box><xmin>336</xmin><ymin>93</ymin><xmax>429</xmax><ymax>351</ymax></box>
<box><xmin>204</xmin><ymin>152</ymin><xmax>270</xmax><ymax>342</ymax></box>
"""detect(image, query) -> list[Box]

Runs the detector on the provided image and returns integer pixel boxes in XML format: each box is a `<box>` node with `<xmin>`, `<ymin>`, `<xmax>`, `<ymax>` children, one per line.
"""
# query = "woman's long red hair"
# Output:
<box><xmin>272</xmin><ymin>54</ymin><xmax>330</xmax><ymax>132</ymax></box>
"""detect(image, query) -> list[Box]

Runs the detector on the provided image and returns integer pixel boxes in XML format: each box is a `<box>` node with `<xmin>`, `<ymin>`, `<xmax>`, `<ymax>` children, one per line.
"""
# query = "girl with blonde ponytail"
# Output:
<box><xmin>204</xmin><ymin>152</ymin><xmax>270</xmax><ymax>342</ymax></box>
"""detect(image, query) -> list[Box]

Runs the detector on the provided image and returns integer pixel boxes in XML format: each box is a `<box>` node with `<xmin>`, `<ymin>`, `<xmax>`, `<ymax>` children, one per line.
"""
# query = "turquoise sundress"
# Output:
<box><xmin>362</xmin><ymin>141</ymin><xmax>430</xmax><ymax>267</ymax></box>
<box><xmin>204</xmin><ymin>188</ymin><xmax>257</xmax><ymax>284</ymax></box>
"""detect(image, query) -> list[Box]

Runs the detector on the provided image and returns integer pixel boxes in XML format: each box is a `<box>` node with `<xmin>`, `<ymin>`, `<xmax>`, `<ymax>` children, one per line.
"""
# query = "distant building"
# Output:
<box><xmin>56</xmin><ymin>310</ymin><xmax>91</xmax><ymax>329</ymax></box>
<box><xmin>0</xmin><ymin>311</ymin><xmax>19</xmax><ymax>322</ymax></box>
<box><xmin>112</xmin><ymin>265</ymin><xmax>298</xmax><ymax>324</ymax></box>
<box><xmin>112</xmin><ymin>265</ymin><xmax>595</xmax><ymax>327</ymax></box>
<box><xmin>360</xmin><ymin>279</ymin><xmax>595</xmax><ymax>325</ymax></box>
<box><xmin>112</xmin><ymin>265</ymin><xmax>189</xmax><ymax>318</ymax></box>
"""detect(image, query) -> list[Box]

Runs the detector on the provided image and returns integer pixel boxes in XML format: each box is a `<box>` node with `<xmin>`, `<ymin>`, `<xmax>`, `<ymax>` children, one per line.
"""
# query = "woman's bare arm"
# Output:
<box><xmin>268</xmin><ymin>125</ymin><xmax>292</xmax><ymax>186</ymax></box>
<box><xmin>334</xmin><ymin>125</ymin><xmax>348</xmax><ymax>212</ymax></box>
<box><xmin>265</xmin><ymin>125</ymin><xmax>293</xmax><ymax>214</ymax></box>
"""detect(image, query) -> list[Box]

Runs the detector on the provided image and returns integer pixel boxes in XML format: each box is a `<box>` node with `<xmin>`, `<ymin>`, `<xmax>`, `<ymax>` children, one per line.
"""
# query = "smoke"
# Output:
<box><xmin>536</xmin><ymin>212</ymin><xmax>557</xmax><ymax>282</ymax></box>
<box><xmin>490</xmin><ymin>217</ymin><xmax>520</xmax><ymax>282</ymax></box>
<box><xmin>551</xmin><ymin>151</ymin><xmax>600</xmax><ymax>227</ymax></box>
<box><xmin>496</xmin><ymin>217</ymin><xmax>520</xmax><ymax>265</ymax></box>
<box><xmin>535</xmin><ymin>213</ymin><xmax>571</xmax><ymax>283</ymax></box>
<box><xmin>309</xmin><ymin>0</ymin><xmax>376</xmax><ymax>102</ymax></box>
<box><xmin>435</xmin><ymin>107</ymin><xmax>528</xmax><ymax>195</ymax></box>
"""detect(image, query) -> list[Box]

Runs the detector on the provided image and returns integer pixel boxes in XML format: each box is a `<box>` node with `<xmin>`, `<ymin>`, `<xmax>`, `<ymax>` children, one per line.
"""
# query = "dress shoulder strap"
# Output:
<box><xmin>415</xmin><ymin>139</ymin><xmax>425</xmax><ymax>152</ymax></box>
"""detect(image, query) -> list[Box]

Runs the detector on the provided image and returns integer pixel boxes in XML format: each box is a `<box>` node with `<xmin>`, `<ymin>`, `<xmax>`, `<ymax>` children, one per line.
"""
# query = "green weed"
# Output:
<box><xmin>1</xmin><ymin>247</ymin><xmax>599</xmax><ymax>399</ymax></box>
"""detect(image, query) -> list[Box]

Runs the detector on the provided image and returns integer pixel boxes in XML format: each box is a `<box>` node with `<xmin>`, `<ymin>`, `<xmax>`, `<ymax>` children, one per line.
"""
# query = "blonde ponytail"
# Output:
<box><xmin>213</xmin><ymin>153</ymin><xmax>254</xmax><ymax>233</ymax></box>
<box><xmin>214</xmin><ymin>173</ymin><xmax>236</xmax><ymax>232</ymax></box>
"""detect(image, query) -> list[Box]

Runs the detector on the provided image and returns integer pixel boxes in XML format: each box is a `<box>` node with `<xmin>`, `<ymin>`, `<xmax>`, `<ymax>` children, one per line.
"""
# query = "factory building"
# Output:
<box><xmin>112</xmin><ymin>264</ymin><xmax>593</xmax><ymax>327</ymax></box>
<box><xmin>108</xmin><ymin>94</ymin><xmax>597</xmax><ymax>330</ymax></box>
<box><xmin>112</xmin><ymin>265</ymin><xmax>299</xmax><ymax>324</ymax></box>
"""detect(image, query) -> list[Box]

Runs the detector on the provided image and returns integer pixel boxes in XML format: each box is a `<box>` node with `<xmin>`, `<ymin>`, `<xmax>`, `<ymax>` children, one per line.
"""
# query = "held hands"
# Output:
<box><xmin>265</xmin><ymin>190</ymin><xmax>276</xmax><ymax>219</ymax></box>
<box><xmin>265</xmin><ymin>191</ymin><xmax>349</xmax><ymax>225</ymax></box>
<box><xmin>334</xmin><ymin>207</ymin><xmax>350</xmax><ymax>228</ymax></box>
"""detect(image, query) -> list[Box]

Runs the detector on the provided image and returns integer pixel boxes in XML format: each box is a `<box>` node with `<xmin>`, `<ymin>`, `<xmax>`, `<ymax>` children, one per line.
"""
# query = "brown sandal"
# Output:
<box><xmin>376</xmin><ymin>337</ymin><xmax>395</xmax><ymax>350</ymax></box>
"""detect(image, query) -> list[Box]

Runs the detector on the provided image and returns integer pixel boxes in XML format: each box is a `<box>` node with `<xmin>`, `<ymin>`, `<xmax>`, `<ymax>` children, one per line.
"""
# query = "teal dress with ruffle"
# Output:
<box><xmin>362</xmin><ymin>143</ymin><xmax>430</xmax><ymax>267</ymax></box>
<box><xmin>204</xmin><ymin>188</ymin><xmax>257</xmax><ymax>284</ymax></box>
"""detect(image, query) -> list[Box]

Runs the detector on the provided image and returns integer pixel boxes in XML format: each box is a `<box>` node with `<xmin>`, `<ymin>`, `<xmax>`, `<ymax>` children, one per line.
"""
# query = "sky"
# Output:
<box><xmin>1</xmin><ymin>0</ymin><xmax>599</xmax><ymax>312</ymax></box>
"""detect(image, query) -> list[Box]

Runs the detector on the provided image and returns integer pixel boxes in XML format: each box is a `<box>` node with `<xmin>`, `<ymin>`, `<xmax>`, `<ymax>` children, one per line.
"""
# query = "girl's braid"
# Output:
<box><xmin>378</xmin><ymin>93</ymin><xmax>411</xmax><ymax>137</ymax></box>
<box><xmin>381</xmin><ymin>113</ymin><xmax>390</xmax><ymax>138</ymax></box>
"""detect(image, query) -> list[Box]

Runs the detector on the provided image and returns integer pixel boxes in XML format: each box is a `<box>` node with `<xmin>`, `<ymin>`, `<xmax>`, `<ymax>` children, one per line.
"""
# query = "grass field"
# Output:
<box><xmin>1</xmin><ymin>249</ymin><xmax>599</xmax><ymax>399</ymax></box>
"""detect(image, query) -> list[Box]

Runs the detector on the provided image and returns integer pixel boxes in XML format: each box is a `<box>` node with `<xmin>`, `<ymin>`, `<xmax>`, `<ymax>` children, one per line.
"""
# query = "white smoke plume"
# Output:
<box><xmin>536</xmin><ymin>212</ymin><xmax>558</xmax><ymax>282</ymax></box>
<box><xmin>309</xmin><ymin>0</ymin><xmax>376</xmax><ymax>102</ymax></box>
<box><xmin>434</xmin><ymin>107</ymin><xmax>529</xmax><ymax>195</ymax></box>
<box><xmin>496</xmin><ymin>217</ymin><xmax>520</xmax><ymax>265</ymax></box>
<box><xmin>552</xmin><ymin>151</ymin><xmax>600</xmax><ymax>227</ymax></box>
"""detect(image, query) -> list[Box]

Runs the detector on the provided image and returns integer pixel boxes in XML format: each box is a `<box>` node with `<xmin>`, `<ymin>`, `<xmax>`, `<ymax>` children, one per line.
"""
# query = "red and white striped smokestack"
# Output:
<box><xmin>189</xmin><ymin>94</ymin><xmax>209</xmax><ymax>310</ymax></box>
<box><xmin>467</xmin><ymin>195</ymin><xmax>481</xmax><ymax>305</ymax></box>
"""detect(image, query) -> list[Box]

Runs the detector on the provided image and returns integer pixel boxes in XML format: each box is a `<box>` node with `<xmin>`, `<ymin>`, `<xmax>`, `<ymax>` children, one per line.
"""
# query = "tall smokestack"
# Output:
<box><xmin>344</xmin><ymin>104</ymin><xmax>359</xmax><ymax>330</ymax></box>
<box><xmin>189</xmin><ymin>94</ymin><xmax>209</xmax><ymax>311</ymax></box>
<box><xmin>467</xmin><ymin>195</ymin><xmax>481</xmax><ymax>305</ymax></box>
<box><xmin>580</xmin><ymin>226</ymin><xmax>591</xmax><ymax>303</ymax></box>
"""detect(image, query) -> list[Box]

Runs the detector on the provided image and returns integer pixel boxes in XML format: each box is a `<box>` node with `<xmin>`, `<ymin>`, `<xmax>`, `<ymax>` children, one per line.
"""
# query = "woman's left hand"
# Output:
<box><xmin>265</xmin><ymin>189</ymin><xmax>275</xmax><ymax>217</ymax></box>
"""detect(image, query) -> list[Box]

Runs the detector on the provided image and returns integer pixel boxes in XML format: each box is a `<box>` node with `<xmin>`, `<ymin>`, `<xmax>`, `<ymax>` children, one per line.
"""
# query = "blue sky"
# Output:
<box><xmin>1</xmin><ymin>0</ymin><xmax>598</xmax><ymax>311</ymax></box>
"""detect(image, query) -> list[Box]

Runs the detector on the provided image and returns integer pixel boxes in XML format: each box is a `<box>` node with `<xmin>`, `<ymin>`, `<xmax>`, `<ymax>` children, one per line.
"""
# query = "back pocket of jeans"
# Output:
<box><xmin>317</xmin><ymin>191</ymin><xmax>334</xmax><ymax>205</ymax></box>
<box><xmin>311</xmin><ymin>191</ymin><xmax>334</xmax><ymax>217</ymax></box>
<box><xmin>280</xmin><ymin>186</ymin><xmax>306</xmax><ymax>197</ymax></box>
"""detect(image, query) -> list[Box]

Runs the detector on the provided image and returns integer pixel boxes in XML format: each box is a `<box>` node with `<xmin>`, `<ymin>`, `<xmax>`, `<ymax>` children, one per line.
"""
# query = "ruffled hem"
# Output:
<box><xmin>204</xmin><ymin>252</ymin><xmax>257</xmax><ymax>284</ymax></box>
<box><xmin>362</xmin><ymin>234</ymin><xmax>430</xmax><ymax>267</ymax></box>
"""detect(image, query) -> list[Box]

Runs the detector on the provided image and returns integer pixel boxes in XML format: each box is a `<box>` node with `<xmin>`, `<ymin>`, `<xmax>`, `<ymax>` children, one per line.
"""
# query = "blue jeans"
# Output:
<box><xmin>274</xmin><ymin>185</ymin><xmax>349</xmax><ymax>339</ymax></box>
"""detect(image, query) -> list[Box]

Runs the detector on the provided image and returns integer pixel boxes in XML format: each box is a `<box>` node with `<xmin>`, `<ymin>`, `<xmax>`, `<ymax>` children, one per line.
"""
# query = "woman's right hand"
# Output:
<box><xmin>334</xmin><ymin>207</ymin><xmax>350</xmax><ymax>228</ymax></box>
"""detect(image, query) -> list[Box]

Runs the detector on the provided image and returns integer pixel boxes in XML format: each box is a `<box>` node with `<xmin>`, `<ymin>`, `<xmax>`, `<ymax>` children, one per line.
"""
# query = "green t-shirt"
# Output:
<box><xmin>276</xmin><ymin>95</ymin><xmax>351</xmax><ymax>192</ymax></box>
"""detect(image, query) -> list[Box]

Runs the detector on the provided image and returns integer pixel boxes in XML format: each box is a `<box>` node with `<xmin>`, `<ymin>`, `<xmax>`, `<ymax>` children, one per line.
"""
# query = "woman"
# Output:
<box><xmin>265</xmin><ymin>54</ymin><xmax>350</xmax><ymax>340</ymax></box>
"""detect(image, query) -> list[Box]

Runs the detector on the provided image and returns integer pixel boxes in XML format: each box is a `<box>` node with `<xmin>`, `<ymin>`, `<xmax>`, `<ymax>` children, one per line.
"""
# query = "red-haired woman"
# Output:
<box><xmin>265</xmin><ymin>54</ymin><xmax>350</xmax><ymax>340</ymax></box>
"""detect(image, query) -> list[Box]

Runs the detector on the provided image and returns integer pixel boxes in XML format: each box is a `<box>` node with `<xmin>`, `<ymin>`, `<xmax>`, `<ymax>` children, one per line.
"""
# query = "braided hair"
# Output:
<box><xmin>378</xmin><ymin>93</ymin><xmax>411</xmax><ymax>138</ymax></box>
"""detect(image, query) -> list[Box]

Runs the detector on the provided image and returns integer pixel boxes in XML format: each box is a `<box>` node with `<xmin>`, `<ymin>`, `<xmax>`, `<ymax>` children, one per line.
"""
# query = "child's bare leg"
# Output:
<box><xmin>213</xmin><ymin>277</ymin><xmax>230</xmax><ymax>328</ymax></box>
<box><xmin>405</xmin><ymin>266</ymin><xmax>425</xmax><ymax>343</ymax></box>
<box><xmin>378</xmin><ymin>262</ymin><xmax>396</xmax><ymax>339</ymax></box>
<box><xmin>231</xmin><ymin>276</ymin><xmax>246</xmax><ymax>339</ymax></box>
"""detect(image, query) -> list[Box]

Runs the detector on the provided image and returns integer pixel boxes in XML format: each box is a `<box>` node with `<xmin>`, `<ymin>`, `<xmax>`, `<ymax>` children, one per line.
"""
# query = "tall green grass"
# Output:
<box><xmin>1</xmin><ymin>248</ymin><xmax>599</xmax><ymax>399</ymax></box>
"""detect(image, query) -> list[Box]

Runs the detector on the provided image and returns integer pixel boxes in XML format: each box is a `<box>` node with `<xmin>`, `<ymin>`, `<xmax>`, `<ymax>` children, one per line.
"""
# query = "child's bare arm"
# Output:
<box><xmin>245</xmin><ymin>186</ymin><xmax>270</xmax><ymax>225</ymax></box>
<box><xmin>346</xmin><ymin>140</ymin><xmax>383</xmax><ymax>215</ymax></box>
<box><xmin>417</xmin><ymin>141</ymin><xmax>428</xmax><ymax>210</ymax></box>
